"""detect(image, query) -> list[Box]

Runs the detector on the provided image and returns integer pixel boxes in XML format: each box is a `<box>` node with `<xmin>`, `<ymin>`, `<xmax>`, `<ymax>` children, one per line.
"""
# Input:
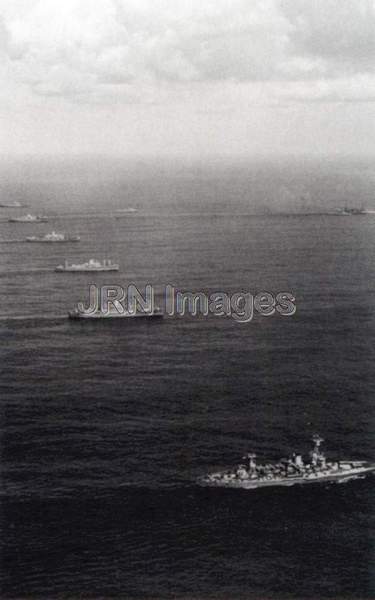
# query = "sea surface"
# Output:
<box><xmin>0</xmin><ymin>156</ymin><xmax>374</xmax><ymax>599</ymax></box>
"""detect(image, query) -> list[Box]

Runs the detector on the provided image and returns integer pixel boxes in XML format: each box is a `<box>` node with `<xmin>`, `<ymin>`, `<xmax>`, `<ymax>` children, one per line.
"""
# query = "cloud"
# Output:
<box><xmin>0</xmin><ymin>0</ymin><xmax>374</xmax><ymax>102</ymax></box>
<box><xmin>0</xmin><ymin>16</ymin><xmax>10</xmax><ymax>54</ymax></box>
<box><xmin>274</xmin><ymin>74</ymin><xmax>375</xmax><ymax>104</ymax></box>
<box><xmin>282</xmin><ymin>0</ymin><xmax>375</xmax><ymax>75</ymax></box>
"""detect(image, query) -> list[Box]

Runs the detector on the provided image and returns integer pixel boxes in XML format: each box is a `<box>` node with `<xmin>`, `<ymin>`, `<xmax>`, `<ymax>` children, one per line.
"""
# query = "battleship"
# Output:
<box><xmin>9</xmin><ymin>213</ymin><xmax>48</xmax><ymax>223</ymax></box>
<box><xmin>199</xmin><ymin>435</ymin><xmax>375</xmax><ymax>489</ymax></box>
<box><xmin>55</xmin><ymin>259</ymin><xmax>119</xmax><ymax>272</ymax></box>
<box><xmin>26</xmin><ymin>231</ymin><xmax>80</xmax><ymax>243</ymax></box>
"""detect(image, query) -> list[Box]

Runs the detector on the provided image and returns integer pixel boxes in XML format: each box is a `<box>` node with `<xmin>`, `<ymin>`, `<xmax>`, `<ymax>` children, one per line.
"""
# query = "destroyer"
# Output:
<box><xmin>199</xmin><ymin>435</ymin><xmax>375</xmax><ymax>489</ymax></box>
<box><xmin>56</xmin><ymin>259</ymin><xmax>119</xmax><ymax>272</ymax></box>
<box><xmin>26</xmin><ymin>231</ymin><xmax>80</xmax><ymax>243</ymax></box>
<box><xmin>9</xmin><ymin>213</ymin><xmax>48</xmax><ymax>223</ymax></box>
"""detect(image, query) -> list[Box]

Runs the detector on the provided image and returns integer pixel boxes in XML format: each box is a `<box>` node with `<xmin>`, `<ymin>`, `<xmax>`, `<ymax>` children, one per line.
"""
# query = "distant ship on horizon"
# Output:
<box><xmin>115</xmin><ymin>207</ymin><xmax>137</xmax><ymax>218</ymax></box>
<box><xmin>9</xmin><ymin>213</ymin><xmax>48</xmax><ymax>223</ymax></box>
<box><xmin>26</xmin><ymin>231</ymin><xmax>80</xmax><ymax>243</ymax></box>
<box><xmin>0</xmin><ymin>201</ymin><xmax>28</xmax><ymax>208</ymax></box>
<box><xmin>56</xmin><ymin>259</ymin><xmax>119</xmax><ymax>272</ymax></box>
<box><xmin>335</xmin><ymin>206</ymin><xmax>368</xmax><ymax>216</ymax></box>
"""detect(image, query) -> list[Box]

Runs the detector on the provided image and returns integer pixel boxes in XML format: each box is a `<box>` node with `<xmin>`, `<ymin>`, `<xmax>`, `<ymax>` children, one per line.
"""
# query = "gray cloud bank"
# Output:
<box><xmin>0</xmin><ymin>0</ymin><xmax>375</xmax><ymax>102</ymax></box>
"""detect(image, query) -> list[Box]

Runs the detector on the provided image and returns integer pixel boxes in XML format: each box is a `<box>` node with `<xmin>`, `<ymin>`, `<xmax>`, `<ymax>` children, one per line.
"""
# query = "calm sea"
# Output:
<box><xmin>0</xmin><ymin>157</ymin><xmax>374</xmax><ymax>599</ymax></box>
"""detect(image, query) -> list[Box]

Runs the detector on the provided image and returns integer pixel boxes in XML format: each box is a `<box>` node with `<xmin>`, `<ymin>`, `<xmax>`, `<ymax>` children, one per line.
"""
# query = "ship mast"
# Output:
<box><xmin>311</xmin><ymin>434</ymin><xmax>325</xmax><ymax>466</ymax></box>
<box><xmin>312</xmin><ymin>434</ymin><xmax>324</xmax><ymax>451</ymax></box>
<box><xmin>243</xmin><ymin>452</ymin><xmax>257</xmax><ymax>474</ymax></box>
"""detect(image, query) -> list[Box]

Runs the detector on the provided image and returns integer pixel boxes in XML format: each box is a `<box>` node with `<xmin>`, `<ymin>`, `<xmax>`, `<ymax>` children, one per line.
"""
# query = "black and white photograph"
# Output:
<box><xmin>0</xmin><ymin>1</ymin><xmax>374</xmax><ymax>598</ymax></box>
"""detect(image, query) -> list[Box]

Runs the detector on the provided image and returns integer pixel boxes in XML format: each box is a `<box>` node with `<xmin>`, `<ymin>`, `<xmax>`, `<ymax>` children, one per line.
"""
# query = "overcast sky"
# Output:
<box><xmin>0</xmin><ymin>0</ymin><xmax>375</xmax><ymax>157</ymax></box>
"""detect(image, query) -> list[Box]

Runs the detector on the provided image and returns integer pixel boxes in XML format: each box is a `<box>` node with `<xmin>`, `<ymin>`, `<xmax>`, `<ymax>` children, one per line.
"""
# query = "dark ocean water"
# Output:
<box><xmin>0</xmin><ymin>157</ymin><xmax>374</xmax><ymax>599</ymax></box>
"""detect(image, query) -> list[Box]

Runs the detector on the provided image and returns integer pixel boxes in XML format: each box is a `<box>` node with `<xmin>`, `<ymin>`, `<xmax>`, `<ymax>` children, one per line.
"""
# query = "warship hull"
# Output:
<box><xmin>9</xmin><ymin>217</ymin><xmax>48</xmax><ymax>223</ymax></box>
<box><xmin>27</xmin><ymin>238</ymin><xmax>80</xmax><ymax>243</ymax></box>
<box><xmin>9</xmin><ymin>220</ymin><xmax>46</xmax><ymax>223</ymax></box>
<box><xmin>199</xmin><ymin>462</ymin><xmax>375</xmax><ymax>490</ymax></box>
<box><xmin>56</xmin><ymin>266</ymin><xmax>119</xmax><ymax>272</ymax></box>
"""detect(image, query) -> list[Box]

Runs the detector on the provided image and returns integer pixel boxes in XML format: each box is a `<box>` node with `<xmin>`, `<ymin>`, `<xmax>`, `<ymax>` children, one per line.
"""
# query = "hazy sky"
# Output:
<box><xmin>0</xmin><ymin>0</ymin><xmax>375</xmax><ymax>157</ymax></box>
